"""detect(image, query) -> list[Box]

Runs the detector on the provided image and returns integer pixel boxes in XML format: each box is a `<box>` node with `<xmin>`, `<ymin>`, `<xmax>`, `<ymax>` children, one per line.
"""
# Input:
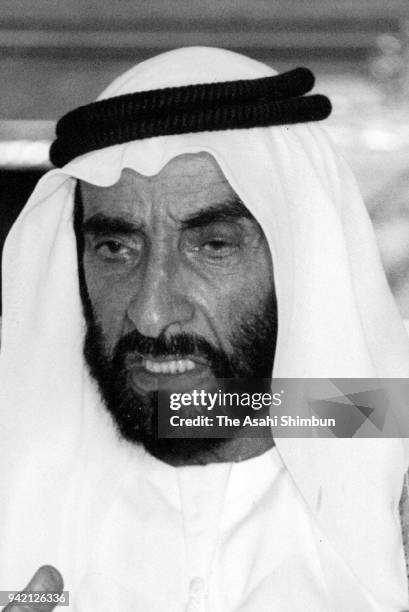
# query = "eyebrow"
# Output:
<box><xmin>180</xmin><ymin>197</ymin><xmax>253</xmax><ymax>229</ymax></box>
<box><xmin>82</xmin><ymin>196</ymin><xmax>254</xmax><ymax>237</ymax></box>
<box><xmin>82</xmin><ymin>214</ymin><xmax>140</xmax><ymax>237</ymax></box>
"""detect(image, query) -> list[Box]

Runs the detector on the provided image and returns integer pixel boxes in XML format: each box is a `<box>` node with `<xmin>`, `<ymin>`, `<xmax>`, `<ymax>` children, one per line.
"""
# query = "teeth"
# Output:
<box><xmin>169</xmin><ymin>361</ymin><xmax>176</xmax><ymax>374</ymax></box>
<box><xmin>143</xmin><ymin>358</ymin><xmax>196</xmax><ymax>374</ymax></box>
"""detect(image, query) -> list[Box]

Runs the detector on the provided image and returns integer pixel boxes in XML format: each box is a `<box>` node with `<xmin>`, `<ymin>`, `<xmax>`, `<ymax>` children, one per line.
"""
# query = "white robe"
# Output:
<box><xmin>75</xmin><ymin>448</ymin><xmax>331</xmax><ymax>612</ymax></box>
<box><xmin>1</xmin><ymin>47</ymin><xmax>409</xmax><ymax>610</ymax></box>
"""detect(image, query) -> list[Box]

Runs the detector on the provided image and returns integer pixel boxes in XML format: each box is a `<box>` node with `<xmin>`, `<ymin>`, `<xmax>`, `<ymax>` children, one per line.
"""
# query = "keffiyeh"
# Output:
<box><xmin>1</xmin><ymin>47</ymin><xmax>409</xmax><ymax>610</ymax></box>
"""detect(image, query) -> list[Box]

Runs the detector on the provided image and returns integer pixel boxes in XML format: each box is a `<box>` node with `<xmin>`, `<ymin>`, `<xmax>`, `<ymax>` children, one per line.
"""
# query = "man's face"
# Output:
<box><xmin>76</xmin><ymin>152</ymin><xmax>277</xmax><ymax>462</ymax></box>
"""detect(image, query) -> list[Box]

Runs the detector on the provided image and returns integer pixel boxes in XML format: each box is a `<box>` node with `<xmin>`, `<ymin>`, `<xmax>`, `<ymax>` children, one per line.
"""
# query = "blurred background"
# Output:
<box><xmin>1</xmin><ymin>0</ymin><xmax>409</xmax><ymax>314</ymax></box>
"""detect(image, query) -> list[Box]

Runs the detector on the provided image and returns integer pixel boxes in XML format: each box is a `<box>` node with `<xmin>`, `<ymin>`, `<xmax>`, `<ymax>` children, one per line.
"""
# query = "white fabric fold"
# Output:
<box><xmin>1</xmin><ymin>46</ymin><xmax>409</xmax><ymax>610</ymax></box>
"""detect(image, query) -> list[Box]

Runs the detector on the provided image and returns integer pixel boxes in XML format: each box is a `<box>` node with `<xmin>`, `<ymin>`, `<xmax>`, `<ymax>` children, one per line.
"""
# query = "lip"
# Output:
<box><xmin>126</xmin><ymin>353</ymin><xmax>209</xmax><ymax>367</ymax></box>
<box><xmin>129</xmin><ymin>359</ymin><xmax>214</xmax><ymax>394</ymax></box>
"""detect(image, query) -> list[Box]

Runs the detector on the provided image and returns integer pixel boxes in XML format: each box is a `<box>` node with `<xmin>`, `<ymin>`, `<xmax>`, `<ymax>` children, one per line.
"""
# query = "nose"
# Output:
<box><xmin>126</xmin><ymin>252</ymin><xmax>195</xmax><ymax>339</ymax></box>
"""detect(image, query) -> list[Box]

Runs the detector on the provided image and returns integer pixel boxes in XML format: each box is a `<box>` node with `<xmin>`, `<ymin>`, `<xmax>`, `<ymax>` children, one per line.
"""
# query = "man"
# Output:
<box><xmin>1</xmin><ymin>46</ymin><xmax>409</xmax><ymax>611</ymax></box>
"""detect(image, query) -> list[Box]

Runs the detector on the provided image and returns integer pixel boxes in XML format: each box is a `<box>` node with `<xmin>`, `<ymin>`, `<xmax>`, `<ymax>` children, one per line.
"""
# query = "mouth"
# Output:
<box><xmin>143</xmin><ymin>357</ymin><xmax>196</xmax><ymax>375</ymax></box>
<box><xmin>127</xmin><ymin>354</ymin><xmax>213</xmax><ymax>393</ymax></box>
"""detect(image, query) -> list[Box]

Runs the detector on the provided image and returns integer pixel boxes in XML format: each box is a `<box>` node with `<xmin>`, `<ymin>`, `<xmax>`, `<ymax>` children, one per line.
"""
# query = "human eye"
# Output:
<box><xmin>90</xmin><ymin>236</ymin><xmax>143</xmax><ymax>264</ymax></box>
<box><xmin>182</xmin><ymin>223</ymin><xmax>243</xmax><ymax>263</ymax></box>
<box><xmin>200</xmin><ymin>236</ymin><xmax>238</xmax><ymax>258</ymax></box>
<box><xmin>96</xmin><ymin>239</ymin><xmax>129</xmax><ymax>260</ymax></box>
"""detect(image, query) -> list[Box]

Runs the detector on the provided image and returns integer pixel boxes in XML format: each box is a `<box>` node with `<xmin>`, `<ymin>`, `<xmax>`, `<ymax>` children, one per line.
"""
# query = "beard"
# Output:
<box><xmin>82</xmin><ymin>294</ymin><xmax>277</xmax><ymax>464</ymax></box>
<box><xmin>74</xmin><ymin>182</ymin><xmax>278</xmax><ymax>464</ymax></box>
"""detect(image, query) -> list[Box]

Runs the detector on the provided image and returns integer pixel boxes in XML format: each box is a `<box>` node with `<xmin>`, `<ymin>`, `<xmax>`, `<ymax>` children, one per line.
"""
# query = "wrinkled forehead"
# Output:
<box><xmin>61</xmin><ymin>125</ymin><xmax>299</xmax><ymax>271</ymax></box>
<box><xmin>79</xmin><ymin>152</ymin><xmax>245</xmax><ymax>218</ymax></box>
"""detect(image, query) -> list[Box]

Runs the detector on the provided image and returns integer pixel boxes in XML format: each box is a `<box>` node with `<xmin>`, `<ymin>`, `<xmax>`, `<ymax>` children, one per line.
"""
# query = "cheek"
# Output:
<box><xmin>83</xmin><ymin>259</ymin><xmax>133</xmax><ymax>349</ymax></box>
<box><xmin>191</xmin><ymin>243</ymin><xmax>275</xmax><ymax>345</ymax></box>
<box><xmin>81</xmin><ymin>239</ymin><xmax>275</xmax><ymax>353</ymax></box>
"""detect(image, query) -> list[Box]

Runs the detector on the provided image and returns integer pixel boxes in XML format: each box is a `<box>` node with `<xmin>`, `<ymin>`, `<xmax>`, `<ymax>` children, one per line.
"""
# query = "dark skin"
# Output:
<box><xmin>7</xmin><ymin>153</ymin><xmax>276</xmax><ymax>605</ymax></box>
<box><xmin>2</xmin><ymin>566</ymin><xmax>63</xmax><ymax>612</ymax></box>
<box><xmin>81</xmin><ymin>152</ymin><xmax>275</xmax><ymax>464</ymax></box>
<box><xmin>82</xmin><ymin>154</ymin><xmax>273</xmax><ymax>380</ymax></box>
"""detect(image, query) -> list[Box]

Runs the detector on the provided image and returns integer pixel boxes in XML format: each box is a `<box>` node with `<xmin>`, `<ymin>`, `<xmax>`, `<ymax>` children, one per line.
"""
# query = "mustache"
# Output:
<box><xmin>113</xmin><ymin>327</ymin><xmax>229</xmax><ymax>362</ymax></box>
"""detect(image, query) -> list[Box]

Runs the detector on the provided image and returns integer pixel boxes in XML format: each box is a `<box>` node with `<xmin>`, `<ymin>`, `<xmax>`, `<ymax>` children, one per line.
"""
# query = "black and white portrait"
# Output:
<box><xmin>1</xmin><ymin>3</ymin><xmax>409</xmax><ymax>611</ymax></box>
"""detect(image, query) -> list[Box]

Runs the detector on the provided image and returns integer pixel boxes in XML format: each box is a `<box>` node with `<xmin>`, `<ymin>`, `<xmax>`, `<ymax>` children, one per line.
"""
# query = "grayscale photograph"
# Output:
<box><xmin>1</xmin><ymin>1</ymin><xmax>409</xmax><ymax>611</ymax></box>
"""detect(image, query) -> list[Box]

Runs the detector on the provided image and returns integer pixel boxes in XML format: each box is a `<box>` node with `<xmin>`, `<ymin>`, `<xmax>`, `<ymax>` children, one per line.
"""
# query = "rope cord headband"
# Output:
<box><xmin>2</xmin><ymin>46</ymin><xmax>409</xmax><ymax>606</ymax></box>
<box><xmin>49</xmin><ymin>67</ymin><xmax>331</xmax><ymax>167</ymax></box>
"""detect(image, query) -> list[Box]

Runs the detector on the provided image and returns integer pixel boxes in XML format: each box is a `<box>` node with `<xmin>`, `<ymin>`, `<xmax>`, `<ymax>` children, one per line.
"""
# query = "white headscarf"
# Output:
<box><xmin>1</xmin><ymin>47</ymin><xmax>409</xmax><ymax>610</ymax></box>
